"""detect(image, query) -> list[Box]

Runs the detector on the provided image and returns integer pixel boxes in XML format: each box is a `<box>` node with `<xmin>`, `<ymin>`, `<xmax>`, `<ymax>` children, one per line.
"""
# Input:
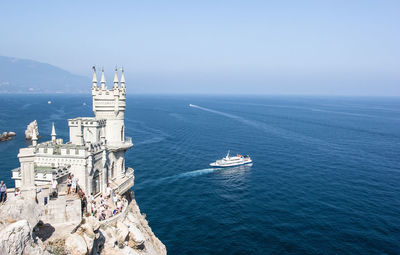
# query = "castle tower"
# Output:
<box><xmin>91</xmin><ymin>67</ymin><xmax>127</xmax><ymax>145</ymax></box>
<box><xmin>51</xmin><ymin>122</ymin><xmax>56</xmax><ymax>142</ymax></box>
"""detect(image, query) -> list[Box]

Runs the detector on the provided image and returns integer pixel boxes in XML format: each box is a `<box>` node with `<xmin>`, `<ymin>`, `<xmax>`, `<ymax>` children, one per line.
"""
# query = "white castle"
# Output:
<box><xmin>12</xmin><ymin>67</ymin><xmax>134</xmax><ymax>197</ymax></box>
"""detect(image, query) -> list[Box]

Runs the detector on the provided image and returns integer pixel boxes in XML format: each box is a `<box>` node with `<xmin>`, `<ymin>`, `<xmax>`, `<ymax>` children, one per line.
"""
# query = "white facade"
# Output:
<box><xmin>12</xmin><ymin>67</ymin><xmax>134</xmax><ymax>196</ymax></box>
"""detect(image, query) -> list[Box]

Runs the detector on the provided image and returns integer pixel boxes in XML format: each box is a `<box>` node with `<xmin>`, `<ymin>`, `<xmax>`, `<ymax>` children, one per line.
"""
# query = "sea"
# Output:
<box><xmin>0</xmin><ymin>94</ymin><xmax>399</xmax><ymax>254</ymax></box>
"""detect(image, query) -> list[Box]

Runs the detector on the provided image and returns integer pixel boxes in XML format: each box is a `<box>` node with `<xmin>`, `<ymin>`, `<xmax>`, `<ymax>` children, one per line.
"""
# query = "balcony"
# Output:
<box><xmin>107</xmin><ymin>136</ymin><xmax>133</xmax><ymax>150</ymax></box>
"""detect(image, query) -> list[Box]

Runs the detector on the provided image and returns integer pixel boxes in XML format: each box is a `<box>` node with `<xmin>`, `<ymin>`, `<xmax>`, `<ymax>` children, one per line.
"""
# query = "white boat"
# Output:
<box><xmin>210</xmin><ymin>151</ymin><xmax>252</xmax><ymax>167</ymax></box>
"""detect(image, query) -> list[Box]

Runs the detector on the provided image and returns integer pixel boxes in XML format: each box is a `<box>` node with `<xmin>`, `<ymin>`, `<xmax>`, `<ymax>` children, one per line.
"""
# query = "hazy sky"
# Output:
<box><xmin>0</xmin><ymin>1</ymin><xmax>399</xmax><ymax>95</ymax></box>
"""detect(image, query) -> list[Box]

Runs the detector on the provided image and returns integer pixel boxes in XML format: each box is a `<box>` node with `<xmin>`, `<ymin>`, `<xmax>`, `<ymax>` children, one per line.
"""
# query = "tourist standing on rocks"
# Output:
<box><xmin>0</xmin><ymin>181</ymin><xmax>7</xmax><ymax>203</ymax></box>
<box><xmin>66</xmin><ymin>175</ymin><xmax>72</xmax><ymax>194</ymax></box>
<box><xmin>51</xmin><ymin>178</ymin><xmax>58</xmax><ymax>198</ymax></box>
<box><xmin>106</xmin><ymin>183</ymin><xmax>112</xmax><ymax>199</ymax></box>
<box><xmin>80</xmin><ymin>192</ymin><xmax>87</xmax><ymax>216</ymax></box>
<box><xmin>76</xmin><ymin>178</ymin><xmax>80</xmax><ymax>193</ymax></box>
<box><xmin>71</xmin><ymin>174</ymin><xmax>77</xmax><ymax>193</ymax></box>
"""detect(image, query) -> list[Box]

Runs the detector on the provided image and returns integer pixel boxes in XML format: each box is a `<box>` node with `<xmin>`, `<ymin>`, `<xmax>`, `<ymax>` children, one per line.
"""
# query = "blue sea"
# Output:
<box><xmin>1</xmin><ymin>94</ymin><xmax>400</xmax><ymax>254</ymax></box>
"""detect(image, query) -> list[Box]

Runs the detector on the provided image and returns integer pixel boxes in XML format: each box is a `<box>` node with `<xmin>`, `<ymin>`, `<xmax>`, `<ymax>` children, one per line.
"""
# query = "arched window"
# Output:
<box><xmin>121</xmin><ymin>126</ymin><xmax>124</xmax><ymax>141</ymax></box>
<box><xmin>92</xmin><ymin>170</ymin><xmax>100</xmax><ymax>195</ymax></box>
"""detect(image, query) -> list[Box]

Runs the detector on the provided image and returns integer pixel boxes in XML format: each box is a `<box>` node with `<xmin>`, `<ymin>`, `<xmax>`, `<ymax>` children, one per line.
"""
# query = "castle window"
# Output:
<box><xmin>92</xmin><ymin>170</ymin><xmax>100</xmax><ymax>195</ymax></box>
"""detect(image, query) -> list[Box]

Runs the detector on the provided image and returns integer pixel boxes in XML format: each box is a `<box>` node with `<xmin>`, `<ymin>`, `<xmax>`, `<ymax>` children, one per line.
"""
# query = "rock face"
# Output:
<box><xmin>99</xmin><ymin>198</ymin><xmax>166</xmax><ymax>255</ymax></box>
<box><xmin>65</xmin><ymin>233</ymin><xmax>88</xmax><ymax>255</ymax></box>
<box><xmin>71</xmin><ymin>196</ymin><xmax>166</xmax><ymax>255</ymax></box>
<box><xmin>0</xmin><ymin>131</ymin><xmax>16</xmax><ymax>141</ymax></box>
<box><xmin>0</xmin><ymin>220</ymin><xmax>31</xmax><ymax>255</ymax></box>
<box><xmin>0</xmin><ymin>219</ymin><xmax>48</xmax><ymax>255</ymax></box>
<box><xmin>0</xmin><ymin>193</ymin><xmax>166</xmax><ymax>255</ymax></box>
<box><xmin>25</xmin><ymin>120</ymin><xmax>39</xmax><ymax>140</ymax></box>
<box><xmin>0</xmin><ymin>197</ymin><xmax>43</xmax><ymax>228</ymax></box>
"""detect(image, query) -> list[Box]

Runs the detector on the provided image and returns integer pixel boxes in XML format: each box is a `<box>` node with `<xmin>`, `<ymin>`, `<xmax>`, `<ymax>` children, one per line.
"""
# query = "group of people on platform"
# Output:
<box><xmin>1</xmin><ymin>177</ymin><xmax>126</xmax><ymax>222</ymax></box>
<box><xmin>88</xmin><ymin>184</ymin><xmax>126</xmax><ymax>221</ymax></box>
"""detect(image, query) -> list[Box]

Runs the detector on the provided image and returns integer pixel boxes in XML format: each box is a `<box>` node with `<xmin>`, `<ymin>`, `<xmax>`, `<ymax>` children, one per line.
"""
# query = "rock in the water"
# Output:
<box><xmin>0</xmin><ymin>131</ymin><xmax>16</xmax><ymax>142</ymax></box>
<box><xmin>0</xmin><ymin>220</ymin><xmax>31</xmax><ymax>255</ymax></box>
<box><xmin>25</xmin><ymin>120</ymin><xmax>39</xmax><ymax>140</ymax></box>
<box><xmin>65</xmin><ymin>233</ymin><xmax>88</xmax><ymax>255</ymax></box>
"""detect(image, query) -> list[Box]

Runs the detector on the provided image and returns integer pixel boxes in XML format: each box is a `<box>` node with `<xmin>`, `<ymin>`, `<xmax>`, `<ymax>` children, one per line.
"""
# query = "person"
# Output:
<box><xmin>112</xmin><ymin>191</ymin><xmax>118</xmax><ymax>207</ymax></box>
<box><xmin>51</xmin><ymin>178</ymin><xmax>58</xmax><ymax>199</ymax></box>
<box><xmin>106</xmin><ymin>184</ymin><xmax>112</xmax><ymax>199</ymax></box>
<box><xmin>98</xmin><ymin>203</ymin><xmax>106</xmax><ymax>221</ymax></box>
<box><xmin>14</xmin><ymin>187</ymin><xmax>21</xmax><ymax>197</ymax></box>
<box><xmin>0</xmin><ymin>181</ymin><xmax>7</xmax><ymax>203</ymax></box>
<box><xmin>89</xmin><ymin>192</ymin><xmax>94</xmax><ymax>203</ymax></box>
<box><xmin>91</xmin><ymin>201</ymin><xmax>97</xmax><ymax>216</ymax></box>
<box><xmin>71</xmin><ymin>174</ymin><xmax>76</xmax><ymax>194</ymax></box>
<box><xmin>112</xmin><ymin>208</ymin><xmax>119</xmax><ymax>216</ymax></box>
<box><xmin>116</xmin><ymin>199</ymin><xmax>123</xmax><ymax>211</ymax></box>
<box><xmin>66</xmin><ymin>176</ymin><xmax>72</xmax><ymax>195</ymax></box>
<box><xmin>75</xmin><ymin>178</ymin><xmax>80</xmax><ymax>193</ymax></box>
<box><xmin>81</xmin><ymin>193</ymin><xmax>87</xmax><ymax>217</ymax></box>
<box><xmin>100</xmin><ymin>194</ymin><xmax>106</xmax><ymax>207</ymax></box>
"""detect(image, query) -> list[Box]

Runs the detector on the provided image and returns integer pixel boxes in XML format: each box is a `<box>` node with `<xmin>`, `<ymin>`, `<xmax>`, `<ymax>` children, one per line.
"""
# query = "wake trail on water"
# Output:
<box><xmin>189</xmin><ymin>104</ymin><xmax>394</xmax><ymax>165</ymax></box>
<box><xmin>190</xmin><ymin>104</ymin><xmax>334</xmax><ymax>148</ymax></box>
<box><xmin>134</xmin><ymin>167</ymin><xmax>222</xmax><ymax>190</ymax></box>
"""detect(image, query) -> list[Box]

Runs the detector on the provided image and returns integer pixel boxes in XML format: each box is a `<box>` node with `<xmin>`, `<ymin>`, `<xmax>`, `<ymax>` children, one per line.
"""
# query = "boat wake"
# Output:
<box><xmin>189</xmin><ymin>104</ymin><xmax>342</xmax><ymax>150</ymax></box>
<box><xmin>134</xmin><ymin>167</ymin><xmax>222</xmax><ymax>190</ymax></box>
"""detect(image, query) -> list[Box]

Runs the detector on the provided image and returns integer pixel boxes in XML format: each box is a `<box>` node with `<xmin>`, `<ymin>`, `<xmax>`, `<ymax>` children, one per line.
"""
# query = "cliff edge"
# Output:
<box><xmin>0</xmin><ymin>192</ymin><xmax>166</xmax><ymax>255</ymax></box>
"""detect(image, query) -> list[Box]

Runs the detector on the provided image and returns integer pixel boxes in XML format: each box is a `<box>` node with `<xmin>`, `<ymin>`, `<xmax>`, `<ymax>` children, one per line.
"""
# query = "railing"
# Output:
<box><xmin>124</xmin><ymin>136</ymin><xmax>132</xmax><ymax>145</ymax></box>
<box><xmin>99</xmin><ymin>198</ymin><xmax>129</xmax><ymax>227</ymax></box>
<box><xmin>113</xmin><ymin>168</ymin><xmax>134</xmax><ymax>195</ymax></box>
<box><xmin>107</xmin><ymin>136</ymin><xmax>133</xmax><ymax>148</ymax></box>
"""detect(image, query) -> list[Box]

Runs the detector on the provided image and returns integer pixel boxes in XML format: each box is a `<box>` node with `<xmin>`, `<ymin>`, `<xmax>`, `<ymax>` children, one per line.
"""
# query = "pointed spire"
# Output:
<box><xmin>113</xmin><ymin>66</ymin><xmax>119</xmax><ymax>89</ymax></box>
<box><xmin>51</xmin><ymin>122</ymin><xmax>56</xmax><ymax>142</ymax></box>
<box><xmin>92</xmin><ymin>66</ymin><xmax>98</xmax><ymax>89</ymax></box>
<box><xmin>100</xmin><ymin>67</ymin><xmax>106</xmax><ymax>90</ymax></box>
<box><xmin>120</xmin><ymin>67</ymin><xmax>125</xmax><ymax>89</ymax></box>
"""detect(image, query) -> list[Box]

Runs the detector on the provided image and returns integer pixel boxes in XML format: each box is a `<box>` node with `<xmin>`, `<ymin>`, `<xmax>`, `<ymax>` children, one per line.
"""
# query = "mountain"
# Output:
<box><xmin>0</xmin><ymin>56</ymin><xmax>89</xmax><ymax>93</ymax></box>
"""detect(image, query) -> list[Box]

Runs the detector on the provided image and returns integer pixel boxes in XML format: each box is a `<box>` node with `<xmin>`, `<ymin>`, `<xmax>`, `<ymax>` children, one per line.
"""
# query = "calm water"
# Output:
<box><xmin>1</xmin><ymin>94</ymin><xmax>400</xmax><ymax>254</ymax></box>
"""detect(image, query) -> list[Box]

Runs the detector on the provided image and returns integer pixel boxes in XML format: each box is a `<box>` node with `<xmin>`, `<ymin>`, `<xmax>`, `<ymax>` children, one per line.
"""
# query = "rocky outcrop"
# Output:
<box><xmin>0</xmin><ymin>131</ymin><xmax>16</xmax><ymax>141</ymax></box>
<box><xmin>65</xmin><ymin>234</ymin><xmax>88</xmax><ymax>255</ymax></box>
<box><xmin>70</xmin><ymin>197</ymin><xmax>166</xmax><ymax>255</ymax></box>
<box><xmin>0</xmin><ymin>198</ymin><xmax>49</xmax><ymax>255</ymax></box>
<box><xmin>25</xmin><ymin>120</ymin><xmax>39</xmax><ymax>140</ymax></box>
<box><xmin>0</xmin><ymin>196</ymin><xmax>43</xmax><ymax>228</ymax></box>
<box><xmin>0</xmin><ymin>193</ymin><xmax>166</xmax><ymax>255</ymax></box>
<box><xmin>0</xmin><ymin>220</ymin><xmax>31</xmax><ymax>255</ymax></box>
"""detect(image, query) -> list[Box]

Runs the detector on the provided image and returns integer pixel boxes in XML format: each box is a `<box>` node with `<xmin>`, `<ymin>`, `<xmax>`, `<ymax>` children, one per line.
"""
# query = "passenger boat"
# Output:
<box><xmin>210</xmin><ymin>151</ymin><xmax>252</xmax><ymax>167</ymax></box>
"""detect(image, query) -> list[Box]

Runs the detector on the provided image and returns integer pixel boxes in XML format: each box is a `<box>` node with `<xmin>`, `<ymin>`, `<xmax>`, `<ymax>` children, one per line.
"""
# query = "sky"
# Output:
<box><xmin>0</xmin><ymin>0</ymin><xmax>399</xmax><ymax>95</ymax></box>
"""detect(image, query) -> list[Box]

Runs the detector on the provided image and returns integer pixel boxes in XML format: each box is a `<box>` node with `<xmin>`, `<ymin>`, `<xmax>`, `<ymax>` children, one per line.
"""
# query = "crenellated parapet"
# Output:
<box><xmin>91</xmin><ymin>67</ymin><xmax>126</xmax><ymax>119</ymax></box>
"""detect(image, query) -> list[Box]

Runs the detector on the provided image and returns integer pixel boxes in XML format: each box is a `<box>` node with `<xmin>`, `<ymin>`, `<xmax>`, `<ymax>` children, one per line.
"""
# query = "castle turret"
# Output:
<box><xmin>51</xmin><ymin>122</ymin><xmax>56</xmax><ymax>142</ymax></box>
<box><xmin>100</xmin><ymin>68</ymin><xmax>106</xmax><ymax>90</ymax></box>
<box><xmin>92</xmin><ymin>67</ymin><xmax>127</xmax><ymax>145</ymax></box>
<box><xmin>76</xmin><ymin>118</ymin><xmax>84</xmax><ymax>146</ymax></box>
<box><xmin>92</xmin><ymin>66</ymin><xmax>98</xmax><ymax>89</ymax></box>
<box><xmin>113</xmin><ymin>67</ymin><xmax>119</xmax><ymax>89</ymax></box>
<box><xmin>120</xmin><ymin>67</ymin><xmax>126</xmax><ymax>89</ymax></box>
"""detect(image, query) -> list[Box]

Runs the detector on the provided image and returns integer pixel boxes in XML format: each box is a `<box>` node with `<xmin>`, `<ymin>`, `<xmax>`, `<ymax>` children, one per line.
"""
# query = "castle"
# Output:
<box><xmin>11</xmin><ymin>67</ymin><xmax>134</xmax><ymax>197</ymax></box>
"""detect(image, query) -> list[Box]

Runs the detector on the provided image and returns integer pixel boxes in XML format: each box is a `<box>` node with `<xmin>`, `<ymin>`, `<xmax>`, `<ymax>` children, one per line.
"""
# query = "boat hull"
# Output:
<box><xmin>210</xmin><ymin>160</ymin><xmax>253</xmax><ymax>168</ymax></box>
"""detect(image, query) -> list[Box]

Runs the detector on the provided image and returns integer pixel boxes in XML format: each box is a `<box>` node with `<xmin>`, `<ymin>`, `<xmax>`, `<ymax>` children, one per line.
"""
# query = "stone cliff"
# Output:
<box><xmin>0</xmin><ymin>193</ymin><xmax>166</xmax><ymax>255</ymax></box>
